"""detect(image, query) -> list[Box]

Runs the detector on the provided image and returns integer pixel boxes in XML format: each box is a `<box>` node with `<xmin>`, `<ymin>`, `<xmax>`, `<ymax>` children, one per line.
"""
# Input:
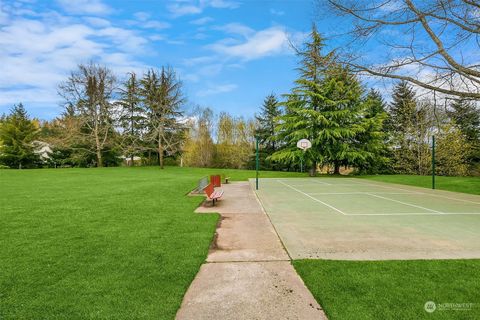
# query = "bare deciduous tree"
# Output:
<box><xmin>324</xmin><ymin>0</ymin><xmax>480</xmax><ymax>99</ymax></box>
<box><xmin>58</xmin><ymin>63</ymin><xmax>116</xmax><ymax>167</ymax></box>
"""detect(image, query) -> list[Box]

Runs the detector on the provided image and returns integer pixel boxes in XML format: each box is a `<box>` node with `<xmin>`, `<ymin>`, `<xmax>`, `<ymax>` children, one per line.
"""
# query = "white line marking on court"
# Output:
<box><xmin>277</xmin><ymin>180</ymin><xmax>346</xmax><ymax>215</ymax></box>
<box><xmin>311</xmin><ymin>180</ymin><xmax>332</xmax><ymax>186</ymax></box>
<box><xmin>365</xmin><ymin>192</ymin><xmax>444</xmax><ymax>214</ymax></box>
<box><xmin>351</xmin><ymin>179</ymin><xmax>480</xmax><ymax>205</ymax></box>
<box><xmin>307</xmin><ymin>192</ymin><xmax>418</xmax><ymax>195</ymax></box>
<box><xmin>345</xmin><ymin>212</ymin><xmax>480</xmax><ymax>216</ymax></box>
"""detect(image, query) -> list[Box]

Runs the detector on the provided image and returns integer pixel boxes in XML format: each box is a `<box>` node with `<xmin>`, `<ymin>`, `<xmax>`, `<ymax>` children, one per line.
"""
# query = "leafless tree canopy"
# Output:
<box><xmin>324</xmin><ymin>0</ymin><xmax>480</xmax><ymax>99</ymax></box>
<box><xmin>58</xmin><ymin>63</ymin><xmax>116</xmax><ymax>167</ymax></box>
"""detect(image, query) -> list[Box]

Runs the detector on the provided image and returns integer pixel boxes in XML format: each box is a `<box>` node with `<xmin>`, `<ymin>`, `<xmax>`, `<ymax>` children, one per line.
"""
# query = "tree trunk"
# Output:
<box><xmin>130</xmin><ymin>155</ymin><xmax>134</xmax><ymax>167</ymax></box>
<box><xmin>96</xmin><ymin>148</ymin><xmax>103</xmax><ymax>168</ymax></box>
<box><xmin>309</xmin><ymin>162</ymin><xmax>317</xmax><ymax>177</ymax></box>
<box><xmin>94</xmin><ymin>122</ymin><xmax>103</xmax><ymax>167</ymax></box>
<box><xmin>333</xmin><ymin>162</ymin><xmax>340</xmax><ymax>175</ymax></box>
<box><xmin>158</xmin><ymin>127</ymin><xmax>164</xmax><ymax>169</ymax></box>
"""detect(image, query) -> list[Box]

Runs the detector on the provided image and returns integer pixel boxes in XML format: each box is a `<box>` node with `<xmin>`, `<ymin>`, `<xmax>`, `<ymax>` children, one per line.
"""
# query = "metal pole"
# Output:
<box><xmin>255</xmin><ymin>136</ymin><xmax>259</xmax><ymax>190</ymax></box>
<box><xmin>432</xmin><ymin>135</ymin><xmax>436</xmax><ymax>190</ymax></box>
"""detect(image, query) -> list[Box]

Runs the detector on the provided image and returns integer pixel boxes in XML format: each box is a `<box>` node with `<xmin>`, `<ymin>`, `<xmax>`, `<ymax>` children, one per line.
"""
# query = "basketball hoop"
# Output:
<box><xmin>297</xmin><ymin>139</ymin><xmax>312</xmax><ymax>151</ymax></box>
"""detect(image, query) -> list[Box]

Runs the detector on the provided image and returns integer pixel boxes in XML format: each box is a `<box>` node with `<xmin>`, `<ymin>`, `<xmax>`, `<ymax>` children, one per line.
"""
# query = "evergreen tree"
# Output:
<box><xmin>254</xmin><ymin>94</ymin><xmax>282</xmax><ymax>170</ymax></box>
<box><xmin>355</xmin><ymin>89</ymin><xmax>390</xmax><ymax>173</ymax></box>
<box><xmin>141</xmin><ymin>67</ymin><xmax>185</xmax><ymax>169</ymax></box>
<box><xmin>0</xmin><ymin>104</ymin><xmax>40</xmax><ymax>169</ymax></box>
<box><xmin>271</xmin><ymin>26</ymin><xmax>382</xmax><ymax>175</ymax></box>
<box><xmin>117</xmin><ymin>72</ymin><xmax>145</xmax><ymax>166</ymax></box>
<box><xmin>388</xmin><ymin>81</ymin><xmax>418</xmax><ymax>173</ymax></box>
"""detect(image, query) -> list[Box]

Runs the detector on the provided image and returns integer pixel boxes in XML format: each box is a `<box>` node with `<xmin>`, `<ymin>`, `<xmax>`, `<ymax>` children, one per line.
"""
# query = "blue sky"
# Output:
<box><xmin>0</xmin><ymin>0</ymin><xmax>327</xmax><ymax>120</ymax></box>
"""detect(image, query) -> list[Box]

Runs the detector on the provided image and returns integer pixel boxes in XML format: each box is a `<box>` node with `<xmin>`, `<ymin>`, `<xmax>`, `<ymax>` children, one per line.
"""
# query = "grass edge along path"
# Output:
<box><xmin>293</xmin><ymin>259</ymin><xmax>480</xmax><ymax>320</ymax></box>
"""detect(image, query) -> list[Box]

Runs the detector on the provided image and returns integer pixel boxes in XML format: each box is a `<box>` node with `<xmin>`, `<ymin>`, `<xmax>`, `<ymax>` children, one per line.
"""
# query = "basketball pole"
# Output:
<box><xmin>255</xmin><ymin>136</ymin><xmax>259</xmax><ymax>190</ymax></box>
<box><xmin>432</xmin><ymin>135</ymin><xmax>436</xmax><ymax>190</ymax></box>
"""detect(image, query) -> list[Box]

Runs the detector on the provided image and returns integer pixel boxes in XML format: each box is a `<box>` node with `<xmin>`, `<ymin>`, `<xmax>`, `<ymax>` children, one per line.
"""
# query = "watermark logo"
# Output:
<box><xmin>424</xmin><ymin>301</ymin><xmax>436</xmax><ymax>313</ymax></box>
<box><xmin>424</xmin><ymin>301</ymin><xmax>475</xmax><ymax>313</ymax></box>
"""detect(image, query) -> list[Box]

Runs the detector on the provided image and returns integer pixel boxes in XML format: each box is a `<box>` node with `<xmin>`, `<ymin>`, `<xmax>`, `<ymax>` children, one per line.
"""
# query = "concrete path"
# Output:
<box><xmin>176</xmin><ymin>182</ymin><xmax>327</xmax><ymax>320</ymax></box>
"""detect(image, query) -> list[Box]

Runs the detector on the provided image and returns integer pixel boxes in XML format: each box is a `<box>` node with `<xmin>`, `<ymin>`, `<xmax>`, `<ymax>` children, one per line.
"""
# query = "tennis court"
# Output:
<box><xmin>253</xmin><ymin>178</ymin><xmax>480</xmax><ymax>260</ymax></box>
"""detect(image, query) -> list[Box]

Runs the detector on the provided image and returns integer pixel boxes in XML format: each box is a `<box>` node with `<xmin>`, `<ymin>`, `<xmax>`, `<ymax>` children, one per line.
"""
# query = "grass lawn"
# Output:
<box><xmin>0</xmin><ymin>166</ymin><xmax>304</xmax><ymax>319</ymax></box>
<box><xmin>359</xmin><ymin>175</ymin><xmax>480</xmax><ymax>195</ymax></box>
<box><xmin>294</xmin><ymin>259</ymin><xmax>480</xmax><ymax>320</ymax></box>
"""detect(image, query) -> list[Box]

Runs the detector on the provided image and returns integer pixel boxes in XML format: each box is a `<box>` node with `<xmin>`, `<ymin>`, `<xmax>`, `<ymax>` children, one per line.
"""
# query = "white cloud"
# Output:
<box><xmin>168</xmin><ymin>3</ymin><xmax>202</xmax><ymax>17</ymax></box>
<box><xmin>56</xmin><ymin>0</ymin><xmax>112</xmax><ymax>15</ymax></box>
<box><xmin>209</xmin><ymin>26</ymin><xmax>294</xmax><ymax>61</ymax></box>
<box><xmin>270</xmin><ymin>8</ymin><xmax>285</xmax><ymax>16</ymax></box>
<box><xmin>197</xmin><ymin>83</ymin><xmax>238</xmax><ymax>96</ymax></box>
<box><xmin>216</xmin><ymin>22</ymin><xmax>254</xmax><ymax>37</ymax></box>
<box><xmin>83</xmin><ymin>16</ymin><xmax>110</xmax><ymax>27</ymax></box>
<box><xmin>168</xmin><ymin>0</ymin><xmax>239</xmax><ymax>17</ymax></box>
<box><xmin>126</xmin><ymin>12</ymin><xmax>171</xmax><ymax>31</ymax></box>
<box><xmin>142</xmin><ymin>20</ymin><xmax>171</xmax><ymax>30</ymax></box>
<box><xmin>203</xmin><ymin>0</ymin><xmax>239</xmax><ymax>9</ymax></box>
<box><xmin>190</xmin><ymin>16</ymin><xmax>213</xmax><ymax>25</ymax></box>
<box><xmin>0</xmin><ymin>6</ymin><xmax>150</xmax><ymax>111</ymax></box>
<box><xmin>0</xmin><ymin>2</ymin><xmax>9</xmax><ymax>25</ymax></box>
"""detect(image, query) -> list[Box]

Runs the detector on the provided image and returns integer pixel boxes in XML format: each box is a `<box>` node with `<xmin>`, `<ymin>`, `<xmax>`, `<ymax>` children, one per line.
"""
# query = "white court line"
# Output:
<box><xmin>307</xmin><ymin>192</ymin><xmax>418</xmax><ymax>195</ymax></box>
<box><xmin>345</xmin><ymin>212</ymin><xmax>480</xmax><ymax>216</ymax></box>
<box><xmin>352</xmin><ymin>179</ymin><xmax>480</xmax><ymax>205</ymax></box>
<box><xmin>365</xmin><ymin>192</ymin><xmax>443</xmax><ymax>214</ymax></box>
<box><xmin>276</xmin><ymin>180</ymin><xmax>346</xmax><ymax>215</ymax></box>
<box><xmin>311</xmin><ymin>180</ymin><xmax>332</xmax><ymax>186</ymax></box>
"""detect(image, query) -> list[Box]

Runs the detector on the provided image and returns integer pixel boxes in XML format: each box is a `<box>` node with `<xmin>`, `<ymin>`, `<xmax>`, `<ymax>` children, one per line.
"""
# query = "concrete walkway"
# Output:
<box><xmin>176</xmin><ymin>182</ymin><xmax>327</xmax><ymax>320</ymax></box>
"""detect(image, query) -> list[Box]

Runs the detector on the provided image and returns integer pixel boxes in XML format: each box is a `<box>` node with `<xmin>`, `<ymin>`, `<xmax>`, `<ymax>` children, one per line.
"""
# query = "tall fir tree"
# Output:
<box><xmin>271</xmin><ymin>25</ymin><xmax>384</xmax><ymax>175</ymax></box>
<box><xmin>355</xmin><ymin>89</ymin><xmax>390</xmax><ymax>173</ymax></box>
<box><xmin>388</xmin><ymin>81</ymin><xmax>418</xmax><ymax>174</ymax></box>
<box><xmin>0</xmin><ymin>103</ymin><xmax>40</xmax><ymax>169</ymax></box>
<box><xmin>117</xmin><ymin>72</ymin><xmax>145</xmax><ymax>166</ymax></box>
<box><xmin>254</xmin><ymin>93</ymin><xmax>282</xmax><ymax>170</ymax></box>
<box><xmin>141</xmin><ymin>67</ymin><xmax>185</xmax><ymax>169</ymax></box>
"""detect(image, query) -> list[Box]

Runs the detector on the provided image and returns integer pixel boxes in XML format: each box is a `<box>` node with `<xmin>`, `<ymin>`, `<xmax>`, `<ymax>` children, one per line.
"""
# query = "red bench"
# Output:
<box><xmin>210</xmin><ymin>175</ymin><xmax>221</xmax><ymax>188</ymax></box>
<box><xmin>203</xmin><ymin>183</ymin><xmax>224</xmax><ymax>206</ymax></box>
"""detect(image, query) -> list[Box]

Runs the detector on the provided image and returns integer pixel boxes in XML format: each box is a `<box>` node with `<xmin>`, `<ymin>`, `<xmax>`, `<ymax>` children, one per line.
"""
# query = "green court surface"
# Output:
<box><xmin>253</xmin><ymin>178</ymin><xmax>480</xmax><ymax>260</ymax></box>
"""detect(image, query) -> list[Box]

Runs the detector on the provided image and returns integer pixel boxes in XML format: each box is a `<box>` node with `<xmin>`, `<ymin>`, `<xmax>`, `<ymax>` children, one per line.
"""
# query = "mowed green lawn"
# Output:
<box><xmin>294</xmin><ymin>259</ymin><xmax>480</xmax><ymax>320</ymax></box>
<box><xmin>0</xmin><ymin>167</ymin><xmax>304</xmax><ymax>319</ymax></box>
<box><xmin>360</xmin><ymin>174</ymin><xmax>480</xmax><ymax>195</ymax></box>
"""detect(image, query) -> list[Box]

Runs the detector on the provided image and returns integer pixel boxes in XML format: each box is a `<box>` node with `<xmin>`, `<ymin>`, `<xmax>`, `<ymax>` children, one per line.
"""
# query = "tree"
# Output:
<box><xmin>141</xmin><ymin>67</ymin><xmax>185</xmax><ymax>169</ymax></box>
<box><xmin>117</xmin><ymin>72</ymin><xmax>145</xmax><ymax>166</ymax></box>
<box><xmin>182</xmin><ymin>107</ymin><xmax>216</xmax><ymax>167</ymax></box>
<box><xmin>447</xmin><ymin>99</ymin><xmax>480</xmax><ymax>167</ymax></box>
<box><xmin>0</xmin><ymin>104</ymin><xmax>40</xmax><ymax>169</ymax></box>
<box><xmin>436</xmin><ymin>123</ymin><xmax>470</xmax><ymax>176</ymax></box>
<box><xmin>324</xmin><ymin>0</ymin><xmax>480</xmax><ymax>99</ymax></box>
<box><xmin>271</xmin><ymin>26</ymin><xmax>383</xmax><ymax>175</ymax></box>
<box><xmin>58</xmin><ymin>63</ymin><xmax>117</xmax><ymax>167</ymax></box>
<box><xmin>255</xmin><ymin>94</ymin><xmax>283</xmax><ymax>170</ymax></box>
<box><xmin>256</xmin><ymin>94</ymin><xmax>281</xmax><ymax>151</ymax></box>
<box><xmin>214</xmin><ymin>112</ymin><xmax>254</xmax><ymax>169</ymax></box>
<box><xmin>355</xmin><ymin>89</ymin><xmax>390</xmax><ymax>173</ymax></box>
<box><xmin>388</xmin><ymin>81</ymin><xmax>418</xmax><ymax>174</ymax></box>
